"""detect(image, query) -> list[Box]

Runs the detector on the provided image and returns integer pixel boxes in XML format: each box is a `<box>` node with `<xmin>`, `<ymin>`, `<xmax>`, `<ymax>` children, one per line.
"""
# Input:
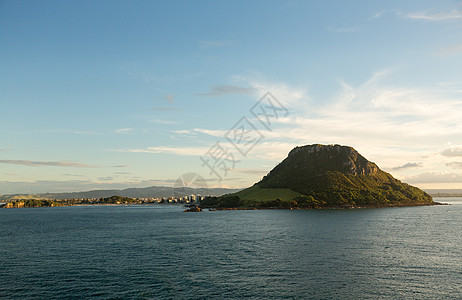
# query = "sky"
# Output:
<box><xmin>2</xmin><ymin>0</ymin><xmax>462</xmax><ymax>194</ymax></box>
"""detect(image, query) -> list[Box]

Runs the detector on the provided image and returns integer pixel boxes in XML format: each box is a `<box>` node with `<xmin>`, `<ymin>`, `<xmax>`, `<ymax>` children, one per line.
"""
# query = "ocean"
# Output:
<box><xmin>0</xmin><ymin>198</ymin><xmax>461</xmax><ymax>299</ymax></box>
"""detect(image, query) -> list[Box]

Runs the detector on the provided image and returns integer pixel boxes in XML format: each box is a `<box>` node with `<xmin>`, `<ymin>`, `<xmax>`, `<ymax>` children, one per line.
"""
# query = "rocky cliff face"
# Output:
<box><xmin>260</xmin><ymin>144</ymin><xmax>380</xmax><ymax>188</ymax></box>
<box><xmin>286</xmin><ymin>144</ymin><xmax>378</xmax><ymax>176</ymax></box>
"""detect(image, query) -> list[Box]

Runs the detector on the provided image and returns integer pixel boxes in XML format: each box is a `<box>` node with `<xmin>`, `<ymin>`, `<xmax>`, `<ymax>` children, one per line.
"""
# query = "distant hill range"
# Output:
<box><xmin>0</xmin><ymin>186</ymin><xmax>241</xmax><ymax>202</ymax></box>
<box><xmin>201</xmin><ymin>144</ymin><xmax>436</xmax><ymax>209</ymax></box>
<box><xmin>424</xmin><ymin>189</ymin><xmax>462</xmax><ymax>197</ymax></box>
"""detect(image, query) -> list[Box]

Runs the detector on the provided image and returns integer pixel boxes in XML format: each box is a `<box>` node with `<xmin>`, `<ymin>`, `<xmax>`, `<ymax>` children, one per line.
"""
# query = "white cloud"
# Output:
<box><xmin>118</xmin><ymin>146</ymin><xmax>210</xmax><ymax>156</ymax></box>
<box><xmin>109</xmin><ymin>71</ymin><xmax>462</xmax><ymax>188</ymax></box>
<box><xmin>441</xmin><ymin>145</ymin><xmax>462</xmax><ymax>157</ymax></box>
<box><xmin>367</xmin><ymin>9</ymin><xmax>404</xmax><ymax>21</ymax></box>
<box><xmin>403</xmin><ymin>172</ymin><xmax>462</xmax><ymax>184</ymax></box>
<box><xmin>115</xmin><ymin>128</ymin><xmax>134</xmax><ymax>134</ymax></box>
<box><xmin>446</xmin><ymin>162</ymin><xmax>462</xmax><ymax>169</ymax></box>
<box><xmin>149</xmin><ymin>119</ymin><xmax>177</xmax><ymax>125</ymax></box>
<box><xmin>63</xmin><ymin>174</ymin><xmax>85</xmax><ymax>177</ymax></box>
<box><xmin>230</xmin><ymin>168</ymin><xmax>268</xmax><ymax>175</ymax></box>
<box><xmin>391</xmin><ymin>162</ymin><xmax>423</xmax><ymax>171</ymax></box>
<box><xmin>36</xmin><ymin>129</ymin><xmax>100</xmax><ymax>135</ymax></box>
<box><xmin>406</xmin><ymin>9</ymin><xmax>462</xmax><ymax>21</ymax></box>
<box><xmin>173</xmin><ymin>128</ymin><xmax>227</xmax><ymax>137</ymax></box>
<box><xmin>264</xmin><ymin>70</ymin><xmax>462</xmax><ymax>149</ymax></box>
<box><xmin>249</xmin><ymin>141</ymin><xmax>299</xmax><ymax>161</ymax></box>
<box><xmin>0</xmin><ymin>160</ymin><xmax>98</xmax><ymax>168</ymax></box>
<box><xmin>233</xmin><ymin>74</ymin><xmax>311</xmax><ymax>109</ymax></box>
<box><xmin>165</xmin><ymin>71</ymin><xmax>462</xmax><ymax>187</ymax></box>
<box><xmin>173</xmin><ymin>129</ymin><xmax>196</xmax><ymax>135</ymax></box>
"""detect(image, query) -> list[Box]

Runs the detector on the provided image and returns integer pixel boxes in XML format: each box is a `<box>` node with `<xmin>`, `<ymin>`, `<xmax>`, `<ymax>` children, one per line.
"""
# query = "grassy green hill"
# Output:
<box><xmin>201</xmin><ymin>144</ymin><xmax>435</xmax><ymax>209</ymax></box>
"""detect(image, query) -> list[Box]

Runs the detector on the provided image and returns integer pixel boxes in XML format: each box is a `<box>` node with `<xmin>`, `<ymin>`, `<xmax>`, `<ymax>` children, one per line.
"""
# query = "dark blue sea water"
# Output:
<box><xmin>1</xmin><ymin>198</ymin><xmax>461</xmax><ymax>299</ymax></box>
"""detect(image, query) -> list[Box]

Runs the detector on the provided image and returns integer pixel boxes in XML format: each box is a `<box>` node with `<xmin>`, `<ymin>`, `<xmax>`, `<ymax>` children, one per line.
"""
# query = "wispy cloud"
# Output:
<box><xmin>115</xmin><ymin>128</ymin><xmax>134</xmax><ymax>134</ymax></box>
<box><xmin>149</xmin><ymin>119</ymin><xmax>178</xmax><ymax>125</ymax></box>
<box><xmin>406</xmin><ymin>9</ymin><xmax>462</xmax><ymax>21</ymax></box>
<box><xmin>36</xmin><ymin>129</ymin><xmax>100</xmax><ymax>135</ymax></box>
<box><xmin>265</xmin><ymin>70</ymin><xmax>462</xmax><ymax>146</ymax></box>
<box><xmin>0</xmin><ymin>160</ymin><xmax>128</xmax><ymax>168</ymax></box>
<box><xmin>165</xmin><ymin>71</ymin><xmax>462</xmax><ymax>188</ymax></box>
<box><xmin>173</xmin><ymin>128</ymin><xmax>227</xmax><ymax>137</ymax></box>
<box><xmin>119</xmin><ymin>139</ymin><xmax>296</xmax><ymax>165</ymax></box>
<box><xmin>117</xmin><ymin>146</ymin><xmax>210</xmax><ymax>156</ymax></box>
<box><xmin>437</xmin><ymin>81</ymin><xmax>462</xmax><ymax>86</ymax></box>
<box><xmin>0</xmin><ymin>160</ymin><xmax>98</xmax><ymax>168</ymax></box>
<box><xmin>328</xmin><ymin>9</ymin><xmax>402</xmax><ymax>34</ymax></box>
<box><xmin>196</xmin><ymin>85</ymin><xmax>257</xmax><ymax>97</ymax></box>
<box><xmin>438</xmin><ymin>43</ymin><xmax>462</xmax><ymax>56</ymax></box>
<box><xmin>446</xmin><ymin>162</ymin><xmax>462</xmax><ymax>169</ymax></box>
<box><xmin>327</xmin><ymin>8</ymin><xmax>462</xmax><ymax>42</ymax></box>
<box><xmin>233</xmin><ymin>74</ymin><xmax>310</xmax><ymax>108</ymax></box>
<box><xmin>174</xmin><ymin>129</ymin><xmax>196</xmax><ymax>135</ymax></box>
<box><xmin>403</xmin><ymin>172</ymin><xmax>462</xmax><ymax>184</ymax></box>
<box><xmin>441</xmin><ymin>145</ymin><xmax>462</xmax><ymax>157</ymax></box>
<box><xmin>230</xmin><ymin>168</ymin><xmax>268</xmax><ymax>175</ymax></box>
<box><xmin>341</xmin><ymin>8</ymin><xmax>462</xmax><ymax>34</ymax></box>
<box><xmin>63</xmin><ymin>174</ymin><xmax>85</xmax><ymax>177</ymax></box>
<box><xmin>369</xmin><ymin>10</ymin><xmax>401</xmax><ymax>20</ymax></box>
<box><xmin>391</xmin><ymin>162</ymin><xmax>423</xmax><ymax>171</ymax></box>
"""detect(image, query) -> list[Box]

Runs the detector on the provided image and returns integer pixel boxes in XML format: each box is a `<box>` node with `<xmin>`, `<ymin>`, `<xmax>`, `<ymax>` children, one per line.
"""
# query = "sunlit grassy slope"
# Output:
<box><xmin>233</xmin><ymin>185</ymin><xmax>303</xmax><ymax>203</ymax></box>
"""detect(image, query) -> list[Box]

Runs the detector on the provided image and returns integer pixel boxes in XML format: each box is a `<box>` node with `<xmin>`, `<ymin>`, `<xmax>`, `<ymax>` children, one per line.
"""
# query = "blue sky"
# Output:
<box><xmin>2</xmin><ymin>0</ymin><xmax>462</xmax><ymax>194</ymax></box>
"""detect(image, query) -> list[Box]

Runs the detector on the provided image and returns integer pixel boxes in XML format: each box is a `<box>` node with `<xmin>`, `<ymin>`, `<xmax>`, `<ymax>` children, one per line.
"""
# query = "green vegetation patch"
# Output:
<box><xmin>200</xmin><ymin>186</ymin><xmax>304</xmax><ymax>208</ymax></box>
<box><xmin>233</xmin><ymin>185</ymin><xmax>303</xmax><ymax>203</ymax></box>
